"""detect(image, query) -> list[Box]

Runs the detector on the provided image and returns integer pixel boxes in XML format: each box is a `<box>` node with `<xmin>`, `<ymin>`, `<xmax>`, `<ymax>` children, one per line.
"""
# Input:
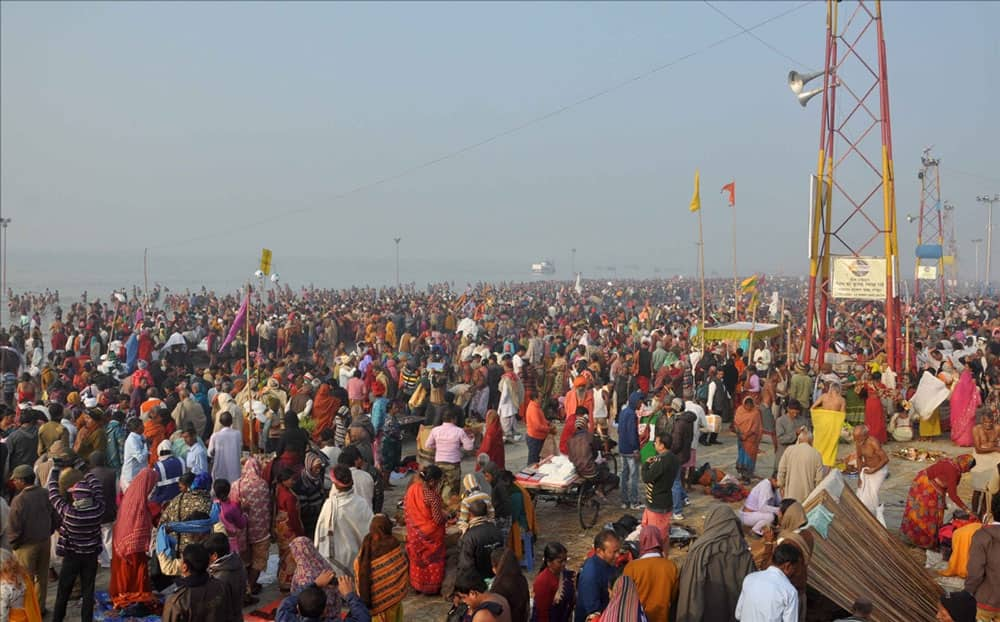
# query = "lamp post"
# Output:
<box><xmin>393</xmin><ymin>237</ymin><xmax>401</xmax><ymax>289</ymax></box>
<box><xmin>0</xmin><ymin>218</ymin><xmax>10</xmax><ymax>330</ymax></box>
<box><xmin>571</xmin><ymin>248</ymin><xmax>577</xmax><ymax>277</ymax></box>
<box><xmin>978</xmin><ymin>194</ymin><xmax>998</xmax><ymax>290</ymax></box>
<box><xmin>971</xmin><ymin>238</ymin><xmax>983</xmax><ymax>289</ymax></box>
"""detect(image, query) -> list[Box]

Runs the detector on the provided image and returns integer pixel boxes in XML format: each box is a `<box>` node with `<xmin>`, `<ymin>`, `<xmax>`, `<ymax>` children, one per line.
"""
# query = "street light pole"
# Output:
<box><xmin>393</xmin><ymin>237</ymin><xmax>401</xmax><ymax>289</ymax></box>
<box><xmin>971</xmin><ymin>238</ymin><xmax>983</xmax><ymax>290</ymax></box>
<box><xmin>978</xmin><ymin>194</ymin><xmax>998</xmax><ymax>290</ymax></box>
<box><xmin>0</xmin><ymin>218</ymin><xmax>10</xmax><ymax>331</ymax></box>
<box><xmin>571</xmin><ymin>248</ymin><xmax>576</xmax><ymax>277</ymax></box>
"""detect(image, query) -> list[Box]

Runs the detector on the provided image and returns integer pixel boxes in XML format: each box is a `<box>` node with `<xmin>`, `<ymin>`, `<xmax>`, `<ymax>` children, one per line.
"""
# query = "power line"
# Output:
<box><xmin>702</xmin><ymin>1</ymin><xmax>816</xmax><ymax>71</ymax></box>
<box><xmin>941</xmin><ymin>166</ymin><xmax>1000</xmax><ymax>185</ymax></box>
<box><xmin>154</xmin><ymin>1</ymin><xmax>815</xmax><ymax>250</ymax></box>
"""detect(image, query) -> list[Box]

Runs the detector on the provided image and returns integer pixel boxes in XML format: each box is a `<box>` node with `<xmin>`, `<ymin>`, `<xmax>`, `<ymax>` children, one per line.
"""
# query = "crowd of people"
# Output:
<box><xmin>0</xmin><ymin>277</ymin><xmax>998</xmax><ymax>622</ymax></box>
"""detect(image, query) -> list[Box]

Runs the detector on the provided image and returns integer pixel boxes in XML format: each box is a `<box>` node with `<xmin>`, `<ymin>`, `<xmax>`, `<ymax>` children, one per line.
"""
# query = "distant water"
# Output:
<box><xmin>5</xmin><ymin>249</ymin><xmax>672</xmax><ymax>300</ymax></box>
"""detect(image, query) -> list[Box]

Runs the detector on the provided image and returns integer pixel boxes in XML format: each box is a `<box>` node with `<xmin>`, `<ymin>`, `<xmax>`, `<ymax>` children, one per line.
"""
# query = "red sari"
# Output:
<box><xmin>310</xmin><ymin>384</ymin><xmax>339</xmax><ymax>442</ymax></box>
<box><xmin>274</xmin><ymin>483</ymin><xmax>304</xmax><ymax>590</ymax></box>
<box><xmin>477</xmin><ymin>412</ymin><xmax>505</xmax><ymax>471</ymax></box>
<box><xmin>110</xmin><ymin>468</ymin><xmax>158</xmax><ymax>609</ymax></box>
<box><xmin>404</xmin><ymin>479</ymin><xmax>447</xmax><ymax>595</ymax></box>
<box><xmin>863</xmin><ymin>382</ymin><xmax>888</xmax><ymax>444</ymax></box>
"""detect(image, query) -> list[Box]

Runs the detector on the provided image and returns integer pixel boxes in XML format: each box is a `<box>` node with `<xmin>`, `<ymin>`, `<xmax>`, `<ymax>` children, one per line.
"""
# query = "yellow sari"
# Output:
<box><xmin>1</xmin><ymin>550</ymin><xmax>43</xmax><ymax>622</ymax></box>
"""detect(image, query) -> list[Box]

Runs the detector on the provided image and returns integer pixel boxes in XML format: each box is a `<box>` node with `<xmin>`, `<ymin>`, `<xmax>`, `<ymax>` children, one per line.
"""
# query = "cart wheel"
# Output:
<box><xmin>578</xmin><ymin>483</ymin><xmax>600</xmax><ymax>529</ymax></box>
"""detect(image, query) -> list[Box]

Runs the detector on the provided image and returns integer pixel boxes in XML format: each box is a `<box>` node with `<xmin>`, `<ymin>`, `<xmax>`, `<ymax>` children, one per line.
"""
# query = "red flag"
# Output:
<box><xmin>721</xmin><ymin>181</ymin><xmax>735</xmax><ymax>207</ymax></box>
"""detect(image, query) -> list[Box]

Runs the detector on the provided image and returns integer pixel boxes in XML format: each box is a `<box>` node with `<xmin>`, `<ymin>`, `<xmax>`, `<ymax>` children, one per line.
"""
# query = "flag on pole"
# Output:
<box><xmin>740</xmin><ymin>274</ymin><xmax>759</xmax><ymax>293</ymax></box>
<box><xmin>721</xmin><ymin>181</ymin><xmax>735</xmax><ymax>207</ymax></box>
<box><xmin>218</xmin><ymin>295</ymin><xmax>249</xmax><ymax>353</ymax></box>
<box><xmin>689</xmin><ymin>170</ymin><xmax>701</xmax><ymax>212</ymax></box>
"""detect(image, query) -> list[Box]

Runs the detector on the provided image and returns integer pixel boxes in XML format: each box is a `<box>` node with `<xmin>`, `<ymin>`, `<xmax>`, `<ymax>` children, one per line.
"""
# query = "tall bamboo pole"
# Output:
<box><xmin>732</xmin><ymin>203</ymin><xmax>739</xmax><ymax>315</ymax></box>
<box><xmin>698</xmin><ymin>208</ymin><xmax>706</xmax><ymax>353</ymax></box>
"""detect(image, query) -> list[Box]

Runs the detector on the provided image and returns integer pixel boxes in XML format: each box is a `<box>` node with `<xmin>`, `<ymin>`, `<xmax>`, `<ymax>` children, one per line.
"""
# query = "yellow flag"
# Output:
<box><xmin>689</xmin><ymin>170</ymin><xmax>701</xmax><ymax>212</ymax></box>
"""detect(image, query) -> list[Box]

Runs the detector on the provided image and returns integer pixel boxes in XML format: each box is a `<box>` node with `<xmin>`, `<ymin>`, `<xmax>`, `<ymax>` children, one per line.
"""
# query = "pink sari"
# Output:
<box><xmin>949</xmin><ymin>369</ymin><xmax>981</xmax><ymax>447</ymax></box>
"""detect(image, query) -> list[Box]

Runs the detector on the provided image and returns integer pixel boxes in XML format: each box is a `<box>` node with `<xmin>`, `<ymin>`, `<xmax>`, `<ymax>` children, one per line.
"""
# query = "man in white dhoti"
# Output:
<box><xmin>853</xmin><ymin>424</ymin><xmax>889</xmax><ymax>524</ymax></box>
<box><xmin>314</xmin><ymin>464</ymin><xmax>374</xmax><ymax>576</ymax></box>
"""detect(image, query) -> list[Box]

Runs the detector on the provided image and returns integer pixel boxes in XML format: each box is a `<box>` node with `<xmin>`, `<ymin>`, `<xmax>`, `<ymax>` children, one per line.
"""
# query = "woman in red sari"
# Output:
<box><xmin>476</xmin><ymin>410</ymin><xmax>505</xmax><ymax>471</ymax></box>
<box><xmin>901</xmin><ymin>454</ymin><xmax>976</xmax><ymax>549</ymax></box>
<box><xmin>862</xmin><ymin>372</ymin><xmax>889</xmax><ymax>444</ymax></box>
<box><xmin>273</xmin><ymin>467</ymin><xmax>304</xmax><ymax>592</ymax></box>
<box><xmin>404</xmin><ymin>465</ymin><xmax>448</xmax><ymax>595</ymax></box>
<box><xmin>109</xmin><ymin>468</ymin><xmax>158</xmax><ymax>610</ymax></box>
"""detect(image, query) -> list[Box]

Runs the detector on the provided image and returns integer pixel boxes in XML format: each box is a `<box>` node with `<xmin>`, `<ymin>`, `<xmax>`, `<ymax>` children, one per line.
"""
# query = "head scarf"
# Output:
<box><xmin>638</xmin><ymin>524</ymin><xmax>663</xmax><ymax>557</ymax></box>
<box><xmin>355</xmin><ymin>514</ymin><xmax>402</xmax><ymax>606</ymax></box>
<box><xmin>290</xmin><ymin>536</ymin><xmax>340</xmax><ymax>616</ymax></box>
<box><xmin>779</xmin><ymin>502</ymin><xmax>807</xmax><ymax>532</ymax></box>
<box><xmin>598</xmin><ymin>575</ymin><xmax>645</xmax><ymax>622</ymax></box>
<box><xmin>114</xmin><ymin>468</ymin><xmax>158</xmax><ymax>556</ymax></box>
<box><xmin>952</xmin><ymin>454</ymin><xmax>976</xmax><ymax>473</ymax></box>
<box><xmin>485</xmin><ymin>410</ymin><xmax>500</xmax><ymax>429</ymax></box>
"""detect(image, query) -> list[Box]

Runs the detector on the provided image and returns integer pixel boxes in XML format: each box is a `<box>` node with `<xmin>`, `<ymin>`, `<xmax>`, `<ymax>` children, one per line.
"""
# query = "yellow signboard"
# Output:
<box><xmin>830</xmin><ymin>257</ymin><xmax>886</xmax><ymax>301</ymax></box>
<box><xmin>259</xmin><ymin>248</ymin><xmax>272</xmax><ymax>275</ymax></box>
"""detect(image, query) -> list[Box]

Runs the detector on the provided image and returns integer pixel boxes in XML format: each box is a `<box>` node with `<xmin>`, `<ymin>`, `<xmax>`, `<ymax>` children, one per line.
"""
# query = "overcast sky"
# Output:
<box><xmin>2</xmin><ymin>1</ymin><xmax>998</xmax><ymax>290</ymax></box>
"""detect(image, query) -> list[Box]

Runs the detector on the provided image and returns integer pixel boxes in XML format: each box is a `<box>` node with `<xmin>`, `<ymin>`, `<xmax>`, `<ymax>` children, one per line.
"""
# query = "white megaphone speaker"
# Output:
<box><xmin>787</xmin><ymin>69</ymin><xmax>826</xmax><ymax>107</ymax></box>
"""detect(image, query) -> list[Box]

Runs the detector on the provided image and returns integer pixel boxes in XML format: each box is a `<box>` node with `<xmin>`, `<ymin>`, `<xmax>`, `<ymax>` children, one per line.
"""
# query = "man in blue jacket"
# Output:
<box><xmin>575</xmin><ymin>529</ymin><xmax>621</xmax><ymax>622</ymax></box>
<box><xmin>617</xmin><ymin>390</ymin><xmax>644</xmax><ymax>510</ymax></box>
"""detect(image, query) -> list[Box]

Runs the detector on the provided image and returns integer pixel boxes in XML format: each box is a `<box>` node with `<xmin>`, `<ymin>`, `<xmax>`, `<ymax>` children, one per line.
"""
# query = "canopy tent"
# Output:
<box><xmin>699</xmin><ymin>322</ymin><xmax>782</xmax><ymax>342</ymax></box>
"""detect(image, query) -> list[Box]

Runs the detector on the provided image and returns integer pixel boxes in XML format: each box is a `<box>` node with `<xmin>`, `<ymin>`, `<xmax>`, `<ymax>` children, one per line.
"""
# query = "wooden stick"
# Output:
<box><xmin>698</xmin><ymin>208</ymin><xmax>706</xmax><ymax>352</ymax></box>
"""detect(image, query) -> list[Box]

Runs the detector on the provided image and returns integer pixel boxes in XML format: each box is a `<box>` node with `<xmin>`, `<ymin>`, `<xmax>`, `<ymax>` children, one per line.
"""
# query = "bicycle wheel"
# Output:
<box><xmin>577</xmin><ymin>483</ymin><xmax>600</xmax><ymax>529</ymax></box>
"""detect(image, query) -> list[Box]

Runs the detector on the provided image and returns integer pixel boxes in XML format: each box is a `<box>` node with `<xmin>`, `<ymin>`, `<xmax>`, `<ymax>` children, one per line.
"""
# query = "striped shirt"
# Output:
<box><xmin>48</xmin><ymin>470</ymin><xmax>105</xmax><ymax>557</ymax></box>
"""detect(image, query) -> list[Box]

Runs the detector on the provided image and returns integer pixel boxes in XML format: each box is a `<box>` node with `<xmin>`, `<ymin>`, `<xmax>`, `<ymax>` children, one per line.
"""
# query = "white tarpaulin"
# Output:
<box><xmin>909</xmin><ymin>371</ymin><xmax>950</xmax><ymax>420</ymax></box>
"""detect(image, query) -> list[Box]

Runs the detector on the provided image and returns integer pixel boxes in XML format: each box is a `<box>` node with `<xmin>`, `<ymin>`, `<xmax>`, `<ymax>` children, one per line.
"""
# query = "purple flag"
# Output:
<box><xmin>218</xmin><ymin>295</ymin><xmax>249</xmax><ymax>353</ymax></box>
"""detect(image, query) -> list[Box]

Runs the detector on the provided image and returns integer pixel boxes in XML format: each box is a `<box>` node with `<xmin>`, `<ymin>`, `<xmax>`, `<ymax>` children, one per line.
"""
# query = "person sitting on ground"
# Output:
<box><xmin>741</xmin><ymin>474</ymin><xmax>782</xmax><ymax>537</ymax></box>
<box><xmin>275</xmin><ymin>569</ymin><xmax>371</xmax><ymax>622</ymax></box>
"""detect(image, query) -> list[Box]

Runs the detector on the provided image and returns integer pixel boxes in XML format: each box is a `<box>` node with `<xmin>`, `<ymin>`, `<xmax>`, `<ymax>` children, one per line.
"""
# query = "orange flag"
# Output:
<box><xmin>721</xmin><ymin>181</ymin><xmax>735</xmax><ymax>207</ymax></box>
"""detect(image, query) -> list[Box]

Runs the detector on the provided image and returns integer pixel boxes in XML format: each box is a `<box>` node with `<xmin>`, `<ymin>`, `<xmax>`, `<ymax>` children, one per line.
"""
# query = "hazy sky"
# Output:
<box><xmin>2</xmin><ymin>1</ymin><xmax>998</xmax><ymax>291</ymax></box>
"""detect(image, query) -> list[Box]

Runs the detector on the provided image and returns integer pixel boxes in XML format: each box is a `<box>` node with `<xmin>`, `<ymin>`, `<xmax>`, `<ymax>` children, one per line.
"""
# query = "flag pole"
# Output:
<box><xmin>732</xmin><ymin>199</ymin><xmax>739</xmax><ymax>316</ymax></box>
<box><xmin>245</xmin><ymin>281</ymin><xmax>251</xmax><ymax>391</ymax></box>
<box><xmin>698</xmin><ymin>207</ymin><xmax>706</xmax><ymax>353</ymax></box>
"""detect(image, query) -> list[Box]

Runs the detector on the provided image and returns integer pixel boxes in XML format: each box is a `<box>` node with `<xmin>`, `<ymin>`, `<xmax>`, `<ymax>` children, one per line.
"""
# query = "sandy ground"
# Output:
<box><xmin>45</xmin><ymin>423</ymin><xmax>971</xmax><ymax>620</ymax></box>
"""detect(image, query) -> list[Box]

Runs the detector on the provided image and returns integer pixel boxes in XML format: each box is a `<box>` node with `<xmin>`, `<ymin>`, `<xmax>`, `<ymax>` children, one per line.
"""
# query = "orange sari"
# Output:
<box><xmin>311</xmin><ymin>384</ymin><xmax>339</xmax><ymax>442</ymax></box>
